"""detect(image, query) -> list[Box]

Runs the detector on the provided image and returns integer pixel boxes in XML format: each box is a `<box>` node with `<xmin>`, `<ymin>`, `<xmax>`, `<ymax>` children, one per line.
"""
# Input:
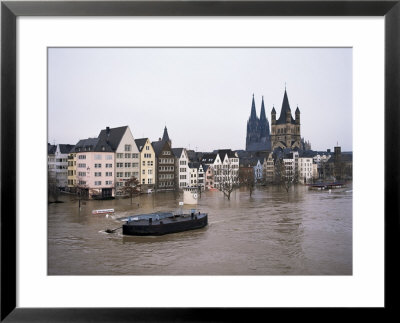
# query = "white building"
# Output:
<box><xmin>298</xmin><ymin>157</ymin><xmax>313</xmax><ymax>184</ymax></box>
<box><xmin>172</xmin><ymin>148</ymin><xmax>190</xmax><ymax>189</ymax></box>
<box><xmin>211</xmin><ymin>150</ymin><xmax>239</xmax><ymax>188</ymax></box>
<box><xmin>48</xmin><ymin>143</ymin><xmax>74</xmax><ymax>190</ymax></box>
<box><xmin>254</xmin><ymin>159</ymin><xmax>263</xmax><ymax>183</ymax></box>
<box><xmin>282</xmin><ymin>151</ymin><xmax>299</xmax><ymax>182</ymax></box>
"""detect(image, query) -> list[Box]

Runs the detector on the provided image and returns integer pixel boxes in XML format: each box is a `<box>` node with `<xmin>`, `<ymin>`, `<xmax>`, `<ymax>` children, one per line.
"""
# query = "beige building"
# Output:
<box><xmin>135</xmin><ymin>138</ymin><xmax>156</xmax><ymax>190</ymax></box>
<box><xmin>103</xmin><ymin>126</ymin><xmax>140</xmax><ymax>196</ymax></box>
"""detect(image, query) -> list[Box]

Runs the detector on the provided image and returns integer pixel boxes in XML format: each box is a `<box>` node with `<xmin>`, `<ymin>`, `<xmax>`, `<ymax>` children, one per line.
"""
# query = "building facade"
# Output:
<box><xmin>48</xmin><ymin>143</ymin><xmax>74</xmax><ymax>190</ymax></box>
<box><xmin>298</xmin><ymin>157</ymin><xmax>313</xmax><ymax>184</ymax></box>
<box><xmin>74</xmin><ymin>138</ymin><xmax>115</xmax><ymax>199</ymax></box>
<box><xmin>172</xmin><ymin>148</ymin><xmax>190</xmax><ymax>189</ymax></box>
<box><xmin>135</xmin><ymin>138</ymin><xmax>156</xmax><ymax>189</ymax></box>
<box><xmin>97</xmin><ymin>126</ymin><xmax>139</xmax><ymax>196</ymax></box>
<box><xmin>152</xmin><ymin>130</ymin><xmax>176</xmax><ymax>191</ymax></box>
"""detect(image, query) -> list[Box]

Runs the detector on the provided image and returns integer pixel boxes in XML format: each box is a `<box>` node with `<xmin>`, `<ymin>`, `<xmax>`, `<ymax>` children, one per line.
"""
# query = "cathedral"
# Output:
<box><xmin>246</xmin><ymin>88</ymin><xmax>301</xmax><ymax>152</ymax></box>
<box><xmin>245</xmin><ymin>95</ymin><xmax>271</xmax><ymax>151</ymax></box>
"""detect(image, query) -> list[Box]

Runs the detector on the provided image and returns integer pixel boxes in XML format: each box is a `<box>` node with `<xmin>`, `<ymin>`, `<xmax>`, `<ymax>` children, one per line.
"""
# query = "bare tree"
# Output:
<box><xmin>239</xmin><ymin>166</ymin><xmax>255</xmax><ymax>197</ymax></box>
<box><xmin>214</xmin><ymin>163</ymin><xmax>238</xmax><ymax>200</ymax></box>
<box><xmin>275</xmin><ymin>158</ymin><xmax>292</xmax><ymax>194</ymax></box>
<box><xmin>48</xmin><ymin>170</ymin><xmax>60</xmax><ymax>202</ymax></box>
<box><xmin>120</xmin><ymin>176</ymin><xmax>141</xmax><ymax>204</ymax></box>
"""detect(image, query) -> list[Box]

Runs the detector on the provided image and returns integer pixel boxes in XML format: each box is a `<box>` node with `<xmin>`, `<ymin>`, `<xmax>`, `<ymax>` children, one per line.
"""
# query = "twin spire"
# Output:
<box><xmin>250</xmin><ymin>94</ymin><xmax>267</xmax><ymax>121</ymax></box>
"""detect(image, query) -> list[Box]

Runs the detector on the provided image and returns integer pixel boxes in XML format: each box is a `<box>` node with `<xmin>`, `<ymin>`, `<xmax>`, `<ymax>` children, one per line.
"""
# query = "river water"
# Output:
<box><xmin>48</xmin><ymin>184</ymin><xmax>352</xmax><ymax>275</ymax></box>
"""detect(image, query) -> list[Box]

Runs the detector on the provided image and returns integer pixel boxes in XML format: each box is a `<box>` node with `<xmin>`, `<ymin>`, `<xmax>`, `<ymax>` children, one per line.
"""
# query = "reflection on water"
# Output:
<box><xmin>48</xmin><ymin>184</ymin><xmax>352</xmax><ymax>275</ymax></box>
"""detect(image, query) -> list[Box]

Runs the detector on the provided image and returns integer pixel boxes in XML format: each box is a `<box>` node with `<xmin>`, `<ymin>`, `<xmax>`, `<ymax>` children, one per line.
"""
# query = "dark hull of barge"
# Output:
<box><xmin>122</xmin><ymin>213</ymin><xmax>208</xmax><ymax>236</ymax></box>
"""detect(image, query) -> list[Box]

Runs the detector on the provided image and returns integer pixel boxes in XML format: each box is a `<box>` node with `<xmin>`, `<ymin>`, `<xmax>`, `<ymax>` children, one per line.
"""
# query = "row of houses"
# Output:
<box><xmin>48</xmin><ymin>125</ymin><xmax>240</xmax><ymax>199</ymax></box>
<box><xmin>239</xmin><ymin>146</ymin><xmax>352</xmax><ymax>184</ymax></box>
<box><xmin>48</xmin><ymin>125</ymin><xmax>352</xmax><ymax>199</ymax></box>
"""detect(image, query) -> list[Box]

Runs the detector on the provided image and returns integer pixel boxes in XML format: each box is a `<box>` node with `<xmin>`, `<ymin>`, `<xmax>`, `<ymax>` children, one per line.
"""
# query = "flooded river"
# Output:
<box><xmin>48</xmin><ymin>184</ymin><xmax>352</xmax><ymax>275</ymax></box>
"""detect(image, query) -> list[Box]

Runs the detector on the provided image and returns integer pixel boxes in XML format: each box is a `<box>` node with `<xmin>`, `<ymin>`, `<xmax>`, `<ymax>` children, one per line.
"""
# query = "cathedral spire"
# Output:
<box><xmin>250</xmin><ymin>94</ymin><xmax>257</xmax><ymax>120</ymax></box>
<box><xmin>260</xmin><ymin>96</ymin><xmax>267</xmax><ymax>122</ymax></box>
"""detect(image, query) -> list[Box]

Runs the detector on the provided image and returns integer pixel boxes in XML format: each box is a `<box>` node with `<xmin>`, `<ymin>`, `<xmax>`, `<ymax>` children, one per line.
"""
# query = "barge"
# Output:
<box><xmin>122</xmin><ymin>211</ymin><xmax>208</xmax><ymax>236</ymax></box>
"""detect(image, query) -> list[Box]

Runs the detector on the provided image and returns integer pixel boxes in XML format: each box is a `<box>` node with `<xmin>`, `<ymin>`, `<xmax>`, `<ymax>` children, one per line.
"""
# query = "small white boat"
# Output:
<box><xmin>92</xmin><ymin>208</ymin><xmax>115</xmax><ymax>215</ymax></box>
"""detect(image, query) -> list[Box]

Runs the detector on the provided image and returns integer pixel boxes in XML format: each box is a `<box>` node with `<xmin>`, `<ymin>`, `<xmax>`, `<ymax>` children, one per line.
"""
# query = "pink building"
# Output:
<box><xmin>73</xmin><ymin>138</ymin><xmax>115</xmax><ymax>199</ymax></box>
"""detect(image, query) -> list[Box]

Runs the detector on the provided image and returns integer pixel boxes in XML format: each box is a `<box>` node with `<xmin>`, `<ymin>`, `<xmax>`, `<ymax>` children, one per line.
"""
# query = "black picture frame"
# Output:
<box><xmin>1</xmin><ymin>1</ymin><xmax>399</xmax><ymax>321</ymax></box>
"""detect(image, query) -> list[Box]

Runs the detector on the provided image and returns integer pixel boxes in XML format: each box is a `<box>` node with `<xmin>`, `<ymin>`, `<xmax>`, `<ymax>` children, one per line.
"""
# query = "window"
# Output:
<box><xmin>106</xmin><ymin>163</ymin><xmax>112</xmax><ymax>168</ymax></box>
<box><xmin>78</xmin><ymin>172</ymin><xmax>86</xmax><ymax>177</ymax></box>
<box><xmin>78</xmin><ymin>163</ymin><xmax>86</xmax><ymax>168</ymax></box>
<box><xmin>132</xmin><ymin>163</ymin><xmax>139</xmax><ymax>168</ymax></box>
<box><xmin>125</xmin><ymin>153</ymin><xmax>131</xmax><ymax>158</ymax></box>
<box><xmin>125</xmin><ymin>145</ymin><xmax>131</xmax><ymax>151</ymax></box>
<box><xmin>125</xmin><ymin>172</ymin><xmax>131</xmax><ymax>177</ymax></box>
<box><xmin>95</xmin><ymin>181</ymin><xmax>101</xmax><ymax>186</ymax></box>
<box><xmin>125</xmin><ymin>163</ymin><xmax>131</xmax><ymax>168</ymax></box>
<box><xmin>94</xmin><ymin>163</ymin><xmax>102</xmax><ymax>168</ymax></box>
<box><xmin>142</xmin><ymin>179</ymin><xmax>145</xmax><ymax>184</ymax></box>
<box><xmin>117</xmin><ymin>172</ymin><xmax>123</xmax><ymax>178</ymax></box>
<box><xmin>162</xmin><ymin>151</ymin><xmax>171</xmax><ymax>155</ymax></box>
<box><xmin>106</xmin><ymin>155</ymin><xmax>113</xmax><ymax>160</ymax></box>
<box><xmin>106</xmin><ymin>180</ymin><xmax>112</xmax><ymax>185</ymax></box>
<box><xmin>145</xmin><ymin>146</ymin><xmax>150</xmax><ymax>150</ymax></box>
<box><xmin>106</xmin><ymin>172</ymin><xmax>112</xmax><ymax>177</ymax></box>
<box><xmin>147</xmin><ymin>179</ymin><xmax>152</xmax><ymax>184</ymax></box>
<box><xmin>94</xmin><ymin>155</ymin><xmax>102</xmax><ymax>160</ymax></box>
<box><xmin>148</xmin><ymin>169</ymin><xmax>152</xmax><ymax>175</ymax></box>
<box><xmin>117</xmin><ymin>163</ymin><xmax>123</xmax><ymax>168</ymax></box>
<box><xmin>78</xmin><ymin>155</ymin><xmax>86</xmax><ymax>159</ymax></box>
<box><xmin>95</xmin><ymin>172</ymin><xmax>101</xmax><ymax>177</ymax></box>
<box><xmin>142</xmin><ymin>170</ymin><xmax>145</xmax><ymax>174</ymax></box>
<box><xmin>132</xmin><ymin>153</ymin><xmax>138</xmax><ymax>159</ymax></box>
<box><xmin>142</xmin><ymin>161</ymin><xmax>145</xmax><ymax>166</ymax></box>
<box><xmin>117</xmin><ymin>153</ymin><xmax>123</xmax><ymax>159</ymax></box>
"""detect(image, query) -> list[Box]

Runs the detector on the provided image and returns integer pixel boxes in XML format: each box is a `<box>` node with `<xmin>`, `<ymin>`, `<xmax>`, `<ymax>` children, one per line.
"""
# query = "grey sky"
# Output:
<box><xmin>48</xmin><ymin>47</ymin><xmax>352</xmax><ymax>152</ymax></box>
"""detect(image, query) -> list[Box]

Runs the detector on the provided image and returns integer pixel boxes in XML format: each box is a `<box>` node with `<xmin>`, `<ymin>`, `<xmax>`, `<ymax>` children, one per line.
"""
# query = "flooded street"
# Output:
<box><xmin>48</xmin><ymin>184</ymin><xmax>352</xmax><ymax>275</ymax></box>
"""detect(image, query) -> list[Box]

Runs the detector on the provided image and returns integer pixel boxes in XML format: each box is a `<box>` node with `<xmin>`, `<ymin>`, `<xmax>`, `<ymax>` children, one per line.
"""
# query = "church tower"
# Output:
<box><xmin>162</xmin><ymin>126</ymin><xmax>171</xmax><ymax>147</ymax></box>
<box><xmin>270</xmin><ymin>87</ymin><xmax>301</xmax><ymax>150</ymax></box>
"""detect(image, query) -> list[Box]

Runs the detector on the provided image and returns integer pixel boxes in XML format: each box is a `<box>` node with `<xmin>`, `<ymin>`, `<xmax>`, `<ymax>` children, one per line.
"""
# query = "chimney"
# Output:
<box><xmin>106</xmin><ymin>127</ymin><xmax>110</xmax><ymax>135</ymax></box>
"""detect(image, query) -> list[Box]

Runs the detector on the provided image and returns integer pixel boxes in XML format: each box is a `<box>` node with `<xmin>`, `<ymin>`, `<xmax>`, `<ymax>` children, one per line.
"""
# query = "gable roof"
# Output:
<box><xmin>152</xmin><ymin>140</ymin><xmax>172</xmax><ymax>157</ymax></box>
<box><xmin>201</xmin><ymin>153</ymin><xmax>217</xmax><ymax>164</ymax></box>
<box><xmin>59</xmin><ymin>144</ymin><xmax>75</xmax><ymax>154</ymax></box>
<box><xmin>97</xmin><ymin>126</ymin><xmax>128</xmax><ymax>151</ymax></box>
<box><xmin>216</xmin><ymin>149</ymin><xmax>237</xmax><ymax>160</ymax></box>
<box><xmin>48</xmin><ymin>143</ymin><xmax>57</xmax><ymax>155</ymax></box>
<box><xmin>171</xmin><ymin>148</ymin><xmax>184</xmax><ymax>159</ymax></box>
<box><xmin>73</xmin><ymin>138</ymin><xmax>101</xmax><ymax>152</ymax></box>
<box><xmin>135</xmin><ymin>138</ymin><xmax>148</xmax><ymax>152</ymax></box>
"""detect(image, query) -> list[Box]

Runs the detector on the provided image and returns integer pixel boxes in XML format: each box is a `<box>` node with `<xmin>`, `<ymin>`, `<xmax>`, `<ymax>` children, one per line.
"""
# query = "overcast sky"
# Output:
<box><xmin>48</xmin><ymin>47</ymin><xmax>352</xmax><ymax>152</ymax></box>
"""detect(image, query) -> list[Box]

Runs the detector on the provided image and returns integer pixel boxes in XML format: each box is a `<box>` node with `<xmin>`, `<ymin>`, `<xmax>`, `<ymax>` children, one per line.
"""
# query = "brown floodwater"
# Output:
<box><xmin>48</xmin><ymin>184</ymin><xmax>352</xmax><ymax>275</ymax></box>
